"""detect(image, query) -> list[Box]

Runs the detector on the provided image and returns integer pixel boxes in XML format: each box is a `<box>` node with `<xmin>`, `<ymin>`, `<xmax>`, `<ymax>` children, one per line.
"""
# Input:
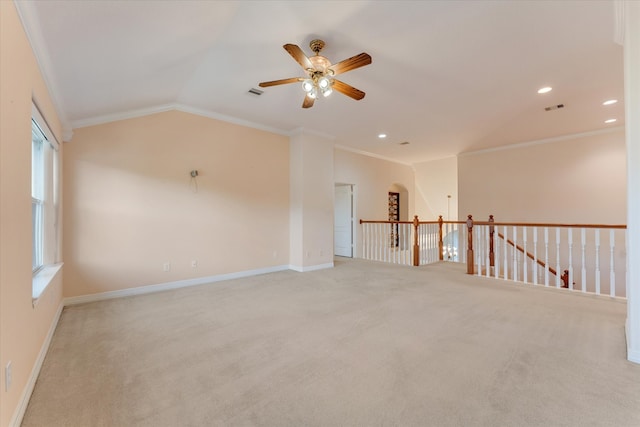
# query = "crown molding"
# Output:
<box><xmin>70</xmin><ymin>103</ymin><xmax>290</xmax><ymax>136</ymax></box>
<box><xmin>70</xmin><ymin>104</ymin><xmax>175</xmax><ymax>129</ymax></box>
<box><xmin>289</xmin><ymin>127</ymin><xmax>336</xmax><ymax>141</ymax></box>
<box><xmin>174</xmin><ymin>104</ymin><xmax>289</xmax><ymax>136</ymax></box>
<box><xmin>614</xmin><ymin>0</ymin><xmax>625</xmax><ymax>46</ymax></box>
<box><xmin>458</xmin><ymin>126</ymin><xmax>625</xmax><ymax>158</ymax></box>
<box><xmin>14</xmin><ymin>1</ymin><xmax>71</xmax><ymax>132</ymax></box>
<box><xmin>334</xmin><ymin>144</ymin><xmax>413</xmax><ymax>166</ymax></box>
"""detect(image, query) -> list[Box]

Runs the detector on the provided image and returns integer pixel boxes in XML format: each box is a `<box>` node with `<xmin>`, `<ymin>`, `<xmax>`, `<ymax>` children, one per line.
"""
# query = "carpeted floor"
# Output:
<box><xmin>22</xmin><ymin>259</ymin><xmax>640</xmax><ymax>426</ymax></box>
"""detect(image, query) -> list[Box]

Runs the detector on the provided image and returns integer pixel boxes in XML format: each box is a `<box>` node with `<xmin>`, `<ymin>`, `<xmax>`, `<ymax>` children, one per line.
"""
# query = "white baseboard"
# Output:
<box><xmin>63</xmin><ymin>264</ymin><xmax>291</xmax><ymax>306</ymax></box>
<box><xmin>289</xmin><ymin>262</ymin><xmax>334</xmax><ymax>273</ymax></box>
<box><xmin>626</xmin><ymin>318</ymin><xmax>640</xmax><ymax>364</ymax></box>
<box><xmin>10</xmin><ymin>302</ymin><xmax>64</xmax><ymax>427</ymax></box>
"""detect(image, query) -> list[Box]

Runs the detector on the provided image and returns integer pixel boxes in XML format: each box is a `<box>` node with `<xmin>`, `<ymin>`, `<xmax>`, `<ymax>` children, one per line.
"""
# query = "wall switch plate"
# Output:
<box><xmin>5</xmin><ymin>361</ymin><xmax>12</xmax><ymax>392</ymax></box>
<box><xmin>163</xmin><ymin>262</ymin><xmax>171</xmax><ymax>272</ymax></box>
<box><xmin>191</xmin><ymin>260</ymin><xmax>197</xmax><ymax>268</ymax></box>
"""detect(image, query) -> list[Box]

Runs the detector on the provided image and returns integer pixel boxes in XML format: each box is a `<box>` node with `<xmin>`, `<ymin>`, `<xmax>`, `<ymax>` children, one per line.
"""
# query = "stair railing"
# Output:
<box><xmin>466</xmin><ymin>216</ymin><xmax>627</xmax><ymax>298</ymax></box>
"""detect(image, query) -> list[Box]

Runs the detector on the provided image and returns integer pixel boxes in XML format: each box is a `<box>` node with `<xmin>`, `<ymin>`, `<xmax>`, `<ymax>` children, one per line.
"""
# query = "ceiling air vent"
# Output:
<box><xmin>398</xmin><ymin>141</ymin><xmax>410</xmax><ymax>145</ymax></box>
<box><xmin>248</xmin><ymin>88</ymin><xmax>264</xmax><ymax>96</ymax></box>
<box><xmin>544</xmin><ymin>103</ymin><xmax>564</xmax><ymax>111</ymax></box>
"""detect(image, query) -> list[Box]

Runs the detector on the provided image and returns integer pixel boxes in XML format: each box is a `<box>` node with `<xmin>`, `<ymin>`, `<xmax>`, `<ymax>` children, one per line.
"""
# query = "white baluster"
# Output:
<box><xmin>362</xmin><ymin>224</ymin><xmax>366</xmax><ymax>259</ymax></box>
<box><xmin>533</xmin><ymin>227</ymin><xmax>538</xmax><ymax>285</ymax></box>
<box><xmin>495</xmin><ymin>227</ymin><xmax>500</xmax><ymax>279</ymax></box>
<box><xmin>409</xmin><ymin>223</ymin><xmax>412</xmax><ymax>265</ymax></box>
<box><xmin>555</xmin><ymin>228</ymin><xmax>561</xmax><ymax>288</ymax></box>
<box><xmin>581</xmin><ymin>228</ymin><xmax>586</xmax><ymax>293</ymax></box>
<box><xmin>480</xmin><ymin>226</ymin><xmax>485</xmax><ymax>276</ymax></box>
<box><xmin>512</xmin><ymin>226</ymin><xmax>518</xmax><ymax>281</ymax></box>
<box><xmin>503</xmin><ymin>226</ymin><xmax>509</xmax><ymax>281</ymax></box>
<box><xmin>523</xmin><ymin>227</ymin><xmax>528</xmax><ymax>284</ymax></box>
<box><xmin>610</xmin><ymin>229</ymin><xmax>615</xmax><ymax>297</ymax></box>
<box><xmin>544</xmin><ymin>227</ymin><xmax>549</xmax><ymax>287</ymax></box>
<box><xmin>376</xmin><ymin>223</ymin><xmax>380</xmax><ymax>261</ymax></box>
<box><xmin>568</xmin><ymin>228</ymin><xmax>573</xmax><ymax>290</ymax></box>
<box><xmin>474</xmin><ymin>227</ymin><xmax>479</xmax><ymax>276</ymax></box>
<box><xmin>485</xmin><ymin>226</ymin><xmax>490</xmax><ymax>277</ymax></box>
<box><xmin>595</xmin><ymin>229</ymin><xmax>601</xmax><ymax>295</ymax></box>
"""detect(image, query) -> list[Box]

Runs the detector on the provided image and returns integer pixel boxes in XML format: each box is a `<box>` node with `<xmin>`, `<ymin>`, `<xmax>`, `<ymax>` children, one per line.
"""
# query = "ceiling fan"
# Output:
<box><xmin>259</xmin><ymin>39</ymin><xmax>372</xmax><ymax>108</ymax></box>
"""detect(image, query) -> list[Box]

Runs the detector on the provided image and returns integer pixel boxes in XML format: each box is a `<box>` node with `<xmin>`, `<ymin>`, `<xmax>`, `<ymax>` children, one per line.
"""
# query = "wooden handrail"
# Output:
<box><xmin>360</xmin><ymin>219</ymin><xmax>468</xmax><ymax>225</ymax></box>
<box><xmin>473</xmin><ymin>221</ymin><xmax>626</xmax><ymax>230</ymax></box>
<box><xmin>358</xmin><ymin>215</ymin><xmax>626</xmax><ymax>282</ymax></box>
<box><xmin>496</xmin><ymin>232</ymin><xmax>559</xmax><ymax>277</ymax></box>
<box><xmin>360</xmin><ymin>219</ymin><xmax>414</xmax><ymax>225</ymax></box>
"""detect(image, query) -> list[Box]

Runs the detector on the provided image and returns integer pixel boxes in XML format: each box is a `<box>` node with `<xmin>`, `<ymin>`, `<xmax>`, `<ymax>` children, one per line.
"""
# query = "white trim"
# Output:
<box><xmin>63</xmin><ymin>265</ymin><xmax>290</xmax><ymax>306</ymax></box>
<box><xmin>70</xmin><ymin>103</ymin><xmax>176</xmax><ymax>129</ymax></box>
<box><xmin>334</xmin><ymin>144</ymin><xmax>413</xmax><ymax>166</ymax></box>
<box><xmin>288</xmin><ymin>262</ymin><xmax>334</xmax><ymax>273</ymax></box>
<box><xmin>458</xmin><ymin>126</ymin><xmax>625</xmax><ymax>157</ymax></box>
<box><xmin>9</xmin><ymin>302</ymin><xmax>64</xmax><ymax>427</ymax></box>
<box><xmin>174</xmin><ymin>104</ymin><xmax>289</xmax><ymax>136</ymax></box>
<box><xmin>627</xmin><ymin>318</ymin><xmax>640</xmax><ymax>364</ymax></box>
<box><xmin>32</xmin><ymin>262</ymin><xmax>63</xmax><ymax>303</ymax></box>
<box><xmin>32</xmin><ymin>103</ymin><xmax>60</xmax><ymax>150</ymax></box>
<box><xmin>13</xmin><ymin>1</ymin><xmax>70</xmax><ymax>130</ymax></box>
<box><xmin>614</xmin><ymin>0</ymin><xmax>625</xmax><ymax>46</ymax></box>
<box><xmin>70</xmin><ymin>103</ymin><xmax>290</xmax><ymax>137</ymax></box>
<box><xmin>289</xmin><ymin>127</ymin><xmax>336</xmax><ymax>141</ymax></box>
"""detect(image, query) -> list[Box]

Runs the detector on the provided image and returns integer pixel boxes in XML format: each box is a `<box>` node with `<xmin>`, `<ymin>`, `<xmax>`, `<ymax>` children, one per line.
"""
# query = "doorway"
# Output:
<box><xmin>334</xmin><ymin>184</ymin><xmax>353</xmax><ymax>257</ymax></box>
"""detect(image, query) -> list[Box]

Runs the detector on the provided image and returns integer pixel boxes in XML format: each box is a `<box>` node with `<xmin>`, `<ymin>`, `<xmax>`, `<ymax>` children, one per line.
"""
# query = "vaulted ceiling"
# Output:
<box><xmin>16</xmin><ymin>0</ymin><xmax>624</xmax><ymax>164</ymax></box>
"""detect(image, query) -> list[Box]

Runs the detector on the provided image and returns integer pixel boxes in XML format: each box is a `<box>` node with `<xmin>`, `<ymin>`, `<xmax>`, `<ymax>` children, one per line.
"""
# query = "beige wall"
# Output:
<box><xmin>414</xmin><ymin>156</ymin><xmax>458</xmax><ymax>221</ymax></box>
<box><xmin>0</xmin><ymin>2</ymin><xmax>65</xmax><ymax>426</ymax></box>
<box><xmin>63</xmin><ymin>111</ymin><xmax>289</xmax><ymax>297</ymax></box>
<box><xmin>289</xmin><ymin>131</ymin><xmax>334</xmax><ymax>270</ymax></box>
<box><xmin>334</xmin><ymin>148</ymin><xmax>417</xmax><ymax>258</ymax></box>
<box><xmin>458</xmin><ymin>129</ymin><xmax>626</xmax><ymax>224</ymax></box>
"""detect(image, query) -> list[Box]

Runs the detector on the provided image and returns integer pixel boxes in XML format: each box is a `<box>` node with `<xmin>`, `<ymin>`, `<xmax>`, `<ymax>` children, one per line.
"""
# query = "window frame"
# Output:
<box><xmin>31</xmin><ymin>103</ymin><xmax>62</xmax><ymax>302</ymax></box>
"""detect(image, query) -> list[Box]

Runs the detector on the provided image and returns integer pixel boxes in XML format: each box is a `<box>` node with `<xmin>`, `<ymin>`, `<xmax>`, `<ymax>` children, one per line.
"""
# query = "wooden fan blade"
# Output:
<box><xmin>302</xmin><ymin>94</ymin><xmax>315</xmax><ymax>109</ymax></box>
<box><xmin>332</xmin><ymin>79</ymin><xmax>366</xmax><ymax>100</ymax></box>
<box><xmin>284</xmin><ymin>44</ymin><xmax>314</xmax><ymax>71</ymax></box>
<box><xmin>259</xmin><ymin>77</ymin><xmax>302</xmax><ymax>88</ymax></box>
<box><xmin>328</xmin><ymin>52</ymin><xmax>372</xmax><ymax>75</ymax></box>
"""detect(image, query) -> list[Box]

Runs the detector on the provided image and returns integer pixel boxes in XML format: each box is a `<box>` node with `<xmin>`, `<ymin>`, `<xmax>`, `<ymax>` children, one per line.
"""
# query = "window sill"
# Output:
<box><xmin>32</xmin><ymin>263</ymin><xmax>63</xmax><ymax>304</ymax></box>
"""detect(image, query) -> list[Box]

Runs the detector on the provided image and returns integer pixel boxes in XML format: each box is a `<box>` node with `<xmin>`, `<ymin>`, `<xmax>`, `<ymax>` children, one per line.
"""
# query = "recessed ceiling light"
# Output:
<box><xmin>537</xmin><ymin>87</ymin><xmax>552</xmax><ymax>94</ymax></box>
<box><xmin>603</xmin><ymin>99</ymin><xmax>618</xmax><ymax>106</ymax></box>
<box><xmin>378</xmin><ymin>133</ymin><xmax>387</xmax><ymax>139</ymax></box>
<box><xmin>605</xmin><ymin>119</ymin><xmax>617</xmax><ymax>124</ymax></box>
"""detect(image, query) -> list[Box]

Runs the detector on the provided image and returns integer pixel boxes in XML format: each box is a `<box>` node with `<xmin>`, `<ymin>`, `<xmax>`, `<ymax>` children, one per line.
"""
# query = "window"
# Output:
<box><xmin>31</xmin><ymin>104</ymin><xmax>61</xmax><ymax>299</ymax></box>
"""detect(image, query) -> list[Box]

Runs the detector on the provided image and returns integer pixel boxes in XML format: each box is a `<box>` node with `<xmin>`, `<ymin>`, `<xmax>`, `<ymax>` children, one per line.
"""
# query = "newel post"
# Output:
<box><xmin>489</xmin><ymin>215</ymin><xmax>495</xmax><ymax>267</ymax></box>
<box><xmin>413</xmin><ymin>215</ymin><xmax>420</xmax><ymax>266</ymax></box>
<box><xmin>466</xmin><ymin>215</ymin><xmax>474</xmax><ymax>274</ymax></box>
<box><xmin>438</xmin><ymin>215</ymin><xmax>444</xmax><ymax>261</ymax></box>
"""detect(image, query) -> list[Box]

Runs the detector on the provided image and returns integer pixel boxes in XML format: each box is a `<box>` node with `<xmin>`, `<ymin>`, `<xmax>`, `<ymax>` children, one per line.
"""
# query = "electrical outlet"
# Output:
<box><xmin>191</xmin><ymin>260</ymin><xmax>198</xmax><ymax>268</ymax></box>
<box><xmin>5</xmin><ymin>361</ymin><xmax>12</xmax><ymax>392</ymax></box>
<box><xmin>163</xmin><ymin>262</ymin><xmax>171</xmax><ymax>272</ymax></box>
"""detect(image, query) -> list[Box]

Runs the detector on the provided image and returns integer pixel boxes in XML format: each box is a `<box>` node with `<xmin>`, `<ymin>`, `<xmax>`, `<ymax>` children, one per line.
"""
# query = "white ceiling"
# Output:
<box><xmin>17</xmin><ymin>0</ymin><xmax>624</xmax><ymax>164</ymax></box>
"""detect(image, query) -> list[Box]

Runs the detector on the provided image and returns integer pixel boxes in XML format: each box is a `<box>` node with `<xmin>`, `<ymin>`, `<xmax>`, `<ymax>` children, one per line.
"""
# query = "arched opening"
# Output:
<box><xmin>388</xmin><ymin>183</ymin><xmax>409</xmax><ymax>249</ymax></box>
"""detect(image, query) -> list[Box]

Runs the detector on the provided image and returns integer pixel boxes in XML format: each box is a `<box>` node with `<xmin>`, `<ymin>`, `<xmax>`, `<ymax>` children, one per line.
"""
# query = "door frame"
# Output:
<box><xmin>334</xmin><ymin>183</ymin><xmax>355</xmax><ymax>258</ymax></box>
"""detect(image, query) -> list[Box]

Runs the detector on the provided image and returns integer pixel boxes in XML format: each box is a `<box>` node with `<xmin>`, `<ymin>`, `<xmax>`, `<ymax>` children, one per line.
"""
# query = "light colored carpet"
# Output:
<box><xmin>22</xmin><ymin>259</ymin><xmax>640</xmax><ymax>427</ymax></box>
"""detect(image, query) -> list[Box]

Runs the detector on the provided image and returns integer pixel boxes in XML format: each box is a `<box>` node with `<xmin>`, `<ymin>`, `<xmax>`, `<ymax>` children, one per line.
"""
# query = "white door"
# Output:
<box><xmin>334</xmin><ymin>185</ymin><xmax>353</xmax><ymax>257</ymax></box>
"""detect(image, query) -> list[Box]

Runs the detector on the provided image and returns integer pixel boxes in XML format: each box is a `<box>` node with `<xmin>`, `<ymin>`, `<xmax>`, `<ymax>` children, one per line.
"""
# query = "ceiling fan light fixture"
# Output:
<box><xmin>302</xmin><ymin>79</ymin><xmax>314</xmax><ymax>93</ymax></box>
<box><xmin>309</xmin><ymin>55</ymin><xmax>331</xmax><ymax>72</ymax></box>
<box><xmin>318</xmin><ymin>76</ymin><xmax>331</xmax><ymax>89</ymax></box>
<box><xmin>259</xmin><ymin>39</ymin><xmax>371</xmax><ymax>108</ymax></box>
